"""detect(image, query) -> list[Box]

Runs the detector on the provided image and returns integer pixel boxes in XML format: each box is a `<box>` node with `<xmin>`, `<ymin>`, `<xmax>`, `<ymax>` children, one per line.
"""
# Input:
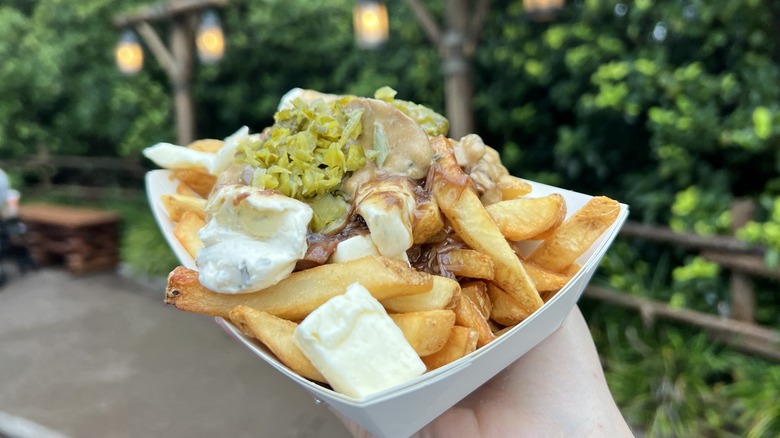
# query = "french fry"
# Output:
<box><xmin>485</xmin><ymin>194</ymin><xmax>566</xmax><ymax>241</ymax></box>
<box><xmin>461</xmin><ymin>281</ymin><xmax>491</xmax><ymax>320</ymax></box>
<box><xmin>161</xmin><ymin>194</ymin><xmax>207</xmax><ymax>222</ymax></box>
<box><xmin>561</xmin><ymin>262</ymin><xmax>582</xmax><ymax>278</ymax></box>
<box><xmin>421</xmin><ymin>326</ymin><xmax>478</xmax><ymax>371</ymax></box>
<box><xmin>526</xmin><ymin>196</ymin><xmax>620</xmax><ymax>272</ymax></box>
<box><xmin>439</xmin><ymin>249</ymin><xmax>494</xmax><ymax>280</ymax></box>
<box><xmin>521</xmin><ymin>261</ymin><xmax>570</xmax><ymax>292</ymax></box>
<box><xmin>172</xmin><ymin>168</ymin><xmax>217</xmax><ymax>198</ymax></box>
<box><xmin>540</xmin><ymin>290</ymin><xmax>559</xmax><ymax>303</ymax></box>
<box><xmin>173</xmin><ymin>211</ymin><xmax>205</xmax><ymax>259</ymax></box>
<box><xmin>389</xmin><ymin>310</ymin><xmax>456</xmax><ymax>357</ymax></box>
<box><xmin>412</xmin><ymin>194</ymin><xmax>445</xmax><ymax>244</ymax></box>
<box><xmin>381</xmin><ymin>275</ymin><xmax>460</xmax><ymax>313</ymax></box>
<box><xmin>228</xmin><ymin>305</ymin><xmax>326</xmax><ymax>383</ymax></box>
<box><xmin>166</xmin><ymin>256</ymin><xmax>434</xmax><ymax>321</ymax></box>
<box><xmin>187</xmin><ymin>138</ymin><xmax>224</xmax><ymax>153</ymax></box>
<box><xmin>454</xmin><ymin>294</ymin><xmax>495</xmax><ymax>348</ymax></box>
<box><xmin>486</xmin><ymin>282</ymin><xmax>529</xmax><ymax>326</ymax></box>
<box><xmin>176</xmin><ymin>182</ymin><xmax>201</xmax><ymax>198</ymax></box>
<box><xmin>493</xmin><ymin>324</ymin><xmax>514</xmax><ymax>337</ymax></box>
<box><xmin>496</xmin><ymin>175</ymin><xmax>532</xmax><ymax>200</ymax></box>
<box><xmin>429</xmin><ymin>135</ymin><xmax>542</xmax><ymax>321</ymax></box>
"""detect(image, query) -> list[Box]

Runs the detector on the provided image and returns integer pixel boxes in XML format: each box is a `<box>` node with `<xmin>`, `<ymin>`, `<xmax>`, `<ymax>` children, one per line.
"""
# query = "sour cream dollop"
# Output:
<box><xmin>196</xmin><ymin>185</ymin><xmax>312</xmax><ymax>294</ymax></box>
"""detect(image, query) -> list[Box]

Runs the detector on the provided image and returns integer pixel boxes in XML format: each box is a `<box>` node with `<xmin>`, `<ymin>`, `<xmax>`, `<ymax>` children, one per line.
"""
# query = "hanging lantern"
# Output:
<box><xmin>115</xmin><ymin>29</ymin><xmax>143</xmax><ymax>75</ymax></box>
<box><xmin>353</xmin><ymin>0</ymin><xmax>389</xmax><ymax>49</ymax></box>
<box><xmin>523</xmin><ymin>0</ymin><xmax>564</xmax><ymax>22</ymax></box>
<box><xmin>196</xmin><ymin>10</ymin><xmax>225</xmax><ymax>64</ymax></box>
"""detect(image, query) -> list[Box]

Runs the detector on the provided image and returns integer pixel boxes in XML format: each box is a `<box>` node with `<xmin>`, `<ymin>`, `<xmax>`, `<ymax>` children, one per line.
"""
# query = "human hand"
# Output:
<box><xmin>337</xmin><ymin>306</ymin><xmax>633</xmax><ymax>437</ymax></box>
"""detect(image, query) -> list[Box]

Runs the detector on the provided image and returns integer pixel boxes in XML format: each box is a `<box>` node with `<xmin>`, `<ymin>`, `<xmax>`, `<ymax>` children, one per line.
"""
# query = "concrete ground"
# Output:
<box><xmin>0</xmin><ymin>266</ymin><xmax>349</xmax><ymax>438</ymax></box>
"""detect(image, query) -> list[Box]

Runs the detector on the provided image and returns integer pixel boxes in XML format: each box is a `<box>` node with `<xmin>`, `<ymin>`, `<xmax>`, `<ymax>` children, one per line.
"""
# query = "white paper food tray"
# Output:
<box><xmin>146</xmin><ymin>169</ymin><xmax>628</xmax><ymax>438</ymax></box>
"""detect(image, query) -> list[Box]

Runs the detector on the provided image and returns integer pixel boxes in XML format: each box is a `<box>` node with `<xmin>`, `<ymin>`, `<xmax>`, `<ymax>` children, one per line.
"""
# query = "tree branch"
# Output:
<box><xmin>464</xmin><ymin>0</ymin><xmax>492</xmax><ymax>57</ymax></box>
<box><xmin>405</xmin><ymin>0</ymin><xmax>443</xmax><ymax>49</ymax></box>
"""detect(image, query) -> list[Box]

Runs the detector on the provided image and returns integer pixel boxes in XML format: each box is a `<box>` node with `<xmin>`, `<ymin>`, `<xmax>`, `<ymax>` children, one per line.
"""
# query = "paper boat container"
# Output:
<box><xmin>146</xmin><ymin>169</ymin><xmax>629</xmax><ymax>438</ymax></box>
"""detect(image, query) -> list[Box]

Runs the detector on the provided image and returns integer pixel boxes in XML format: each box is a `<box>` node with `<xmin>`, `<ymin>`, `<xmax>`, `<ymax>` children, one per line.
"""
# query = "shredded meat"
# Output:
<box><xmin>408</xmin><ymin>224</ymin><xmax>469</xmax><ymax>279</ymax></box>
<box><xmin>294</xmin><ymin>216</ymin><xmax>370</xmax><ymax>271</ymax></box>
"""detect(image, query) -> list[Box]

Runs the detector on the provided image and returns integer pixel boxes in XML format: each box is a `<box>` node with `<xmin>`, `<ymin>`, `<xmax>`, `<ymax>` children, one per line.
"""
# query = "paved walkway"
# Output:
<box><xmin>0</xmin><ymin>267</ymin><xmax>348</xmax><ymax>438</ymax></box>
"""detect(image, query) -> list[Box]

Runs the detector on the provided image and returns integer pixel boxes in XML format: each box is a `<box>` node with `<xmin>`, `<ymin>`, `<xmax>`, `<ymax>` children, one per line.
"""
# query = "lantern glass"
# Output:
<box><xmin>353</xmin><ymin>0</ymin><xmax>388</xmax><ymax>49</ymax></box>
<box><xmin>197</xmin><ymin>10</ymin><xmax>225</xmax><ymax>64</ymax></box>
<box><xmin>115</xmin><ymin>29</ymin><xmax>143</xmax><ymax>75</ymax></box>
<box><xmin>523</xmin><ymin>0</ymin><xmax>564</xmax><ymax>22</ymax></box>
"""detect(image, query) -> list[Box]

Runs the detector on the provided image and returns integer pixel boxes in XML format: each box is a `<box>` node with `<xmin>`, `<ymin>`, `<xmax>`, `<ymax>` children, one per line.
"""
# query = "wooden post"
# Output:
<box><xmin>170</xmin><ymin>16</ymin><xmax>196</xmax><ymax>145</ymax></box>
<box><xmin>113</xmin><ymin>0</ymin><xmax>228</xmax><ymax>145</ymax></box>
<box><xmin>405</xmin><ymin>0</ymin><xmax>491</xmax><ymax>139</ymax></box>
<box><xmin>443</xmin><ymin>0</ymin><xmax>473</xmax><ymax>139</ymax></box>
<box><xmin>729</xmin><ymin>198</ymin><xmax>756</xmax><ymax>322</ymax></box>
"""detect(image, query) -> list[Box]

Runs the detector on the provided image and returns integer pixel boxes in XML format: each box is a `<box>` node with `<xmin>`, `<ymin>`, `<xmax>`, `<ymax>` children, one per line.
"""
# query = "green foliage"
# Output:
<box><xmin>586</xmin><ymin>299</ymin><xmax>780</xmax><ymax>438</ymax></box>
<box><xmin>737</xmin><ymin>195</ymin><xmax>780</xmax><ymax>268</ymax></box>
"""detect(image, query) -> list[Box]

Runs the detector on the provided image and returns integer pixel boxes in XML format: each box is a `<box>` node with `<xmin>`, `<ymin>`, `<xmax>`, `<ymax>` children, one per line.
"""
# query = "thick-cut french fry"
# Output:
<box><xmin>493</xmin><ymin>324</ymin><xmax>514</xmax><ymax>337</ymax></box>
<box><xmin>486</xmin><ymin>282</ymin><xmax>530</xmax><ymax>326</ymax></box>
<box><xmin>412</xmin><ymin>194</ymin><xmax>444</xmax><ymax>244</ymax></box>
<box><xmin>421</xmin><ymin>326</ymin><xmax>478</xmax><ymax>371</ymax></box>
<box><xmin>172</xmin><ymin>168</ymin><xmax>217</xmax><ymax>198</ymax></box>
<box><xmin>389</xmin><ymin>310</ymin><xmax>456</xmax><ymax>357</ymax></box>
<box><xmin>439</xmin><ymin>249</ymin><xmax>494</xmax><ymax>280</ymax></box>
<box><xmin>521</xmin><ymin>261</ymin><xmax>570</xmax><ymax>292</ymax></box>
<box><xmin>381</xmin><ymin>275</ymin><xmax>460</xmax><ymax>313</ymax></box>
<box><xmin>526</xmin><ymin>196</ymin><xmax>620</xmax><ymax>272</ymax></box>
<box><xmin>561</xmin><ymin>262</ymin><xmax>582</xmax><ymax>278</ymax></box>
<box><xmin>165</xmin><ymin>256</ymin><xmax>434</xmax><ymax>321</ymax></box>
<box><xmin>173</xmin><ymin>211</ymin><xmax>205</xmax><ymax>259</ymax></box>
<box><xmin>176</xmin><ymin>182</ymin><xmax>201</xmax><ymax>198</ymax></box>
<box><xmin>187</xmin><ymin>138</ymin><xmax>224</xmax><ymax>153</ymax></box>
<box><xmin>496</xmin><ymin>175</ymin><xmax>532</xmax><ymax>200</ymax></box>
<box><xmin>429</xmin><ymin>135</ymin><xmax>542</xmax><ymax>321</ymax></box>
<box><xmin>540</xmin><ymin>290</ymin><xmax>559</xmax><ymax>303</ymax></box>
<box><xmin>461</xmin><ymin>281</ymin><xmax>491</xmax><ymax>320</ymax></box>
<box><xmin>454</xmin><ymin>295</ymin><xmax>495</xmax><ymax>348</ymax></box>
<box><xmin>161</xmin><ymin>193</ymin><xmax>207</xmax><ymax>222</ymax></box>
<box><xmin>485</xmin><ymin>194</ymin><xmax>566</xmax><ymax>241</ymax></box>
<box><xmin>228</xmin><ymin>305</ymin><xmax>326</xmax><ymax>383</ymax></box>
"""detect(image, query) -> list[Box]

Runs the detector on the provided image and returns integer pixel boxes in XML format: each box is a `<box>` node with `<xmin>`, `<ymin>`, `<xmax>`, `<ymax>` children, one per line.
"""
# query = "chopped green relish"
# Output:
<box><xmin>237</xmin><ymin>97</ymin><xmax>370</xmax><ymax>232</ymax></box>
<box><xmin>374</xmin><ymin>86</ymin><xmax>449</xmax><ymax>137</ymax></box>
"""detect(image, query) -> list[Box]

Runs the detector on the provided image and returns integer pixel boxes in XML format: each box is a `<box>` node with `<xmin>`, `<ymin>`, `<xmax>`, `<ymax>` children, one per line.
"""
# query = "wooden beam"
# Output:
<box><xmin>701</xmin><ymin>251</ymin><xmax>780</xmax><ymax>282</ymax></box>
<box><xmin>465</xmin><ymin>0</ymin><xmax>492</xmax><ymax>57</ymax></box>
<box><xmin>113</xmin><ymin>0</ymin><xmax>228</xmax><ymax>28</ymax></box>
<box><xmin>583</xmin><ymin>286</ymin><xmax>780</xmax><ymax>361</ymax></box>
<box><xmin>135</xmin><ymin>21</ymin><xmax>179</xmax><ymax>79</ymax></box>
<box><xmin>405</xmin><ymin>0</ymin><xmax>443</xmax><ymax>49</ymax></box>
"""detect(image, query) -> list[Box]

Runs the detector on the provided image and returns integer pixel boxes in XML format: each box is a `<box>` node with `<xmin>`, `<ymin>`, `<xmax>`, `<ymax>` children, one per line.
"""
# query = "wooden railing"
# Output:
<box><xmin>584</xmin><ymin>217</ymin><xmax>780</xmax><ymax>361</ymax></box>
<box><xmin>1</xmin><ymin>153</ymin><xmax>146</xmax><ymax>200</ymax></box>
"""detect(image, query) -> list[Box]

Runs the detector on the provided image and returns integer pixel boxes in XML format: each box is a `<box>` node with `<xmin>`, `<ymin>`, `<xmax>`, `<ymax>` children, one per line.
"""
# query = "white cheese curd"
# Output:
<box><xmin>209</xmin><ymin>126</ymin><xmax>249</xmax><ymax>175</ymax></box>
<box><xmin>329</xmin><ymin>235</ymin><xmax>379</xmax><ymax>263</ymax></box>
<box><xmin>142</xmin><ymin>126</ymin><xmax>249</xmax><ymax>175</ymax></box>
<box><xmin>142</xmin><ymin>142</ymin><xmax>213</xmax><ymax>170</ymax></box>
<box><xmin>195</xmin><ymin>185</ymin><xmax>312</xmax><ymax>294</ymax></box>
<box><xmin>293</xmin><ymin>283</ymin><xmax>426</xmax><ymax>399</ymax></box>
<box><xmin>355</xmin><ymin>178</ymin><xmax>416</xmax><ymax>260</ymax></box>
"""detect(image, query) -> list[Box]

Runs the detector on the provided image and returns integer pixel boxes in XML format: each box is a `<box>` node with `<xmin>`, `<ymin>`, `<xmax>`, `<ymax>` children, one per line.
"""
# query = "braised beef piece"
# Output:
<box><xmin>294</xmin><ymin>217</ymin><xmax>370</xmax><ymax>271</ymax></box>
<box><xmin>407</xmin><ymin>224</ymin><xmax>468</xmax><ymax>279</ymax></box>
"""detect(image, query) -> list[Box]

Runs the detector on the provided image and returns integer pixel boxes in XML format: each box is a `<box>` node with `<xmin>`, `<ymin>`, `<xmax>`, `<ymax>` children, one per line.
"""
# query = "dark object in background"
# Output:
<box><xmin>0</xmin><ymin>217</ymin><xmax>38</xmax><ymax>287</ymax></box>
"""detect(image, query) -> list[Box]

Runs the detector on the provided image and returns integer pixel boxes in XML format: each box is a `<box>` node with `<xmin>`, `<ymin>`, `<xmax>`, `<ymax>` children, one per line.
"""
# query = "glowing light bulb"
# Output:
<box><xmin>353</xmin><ymin>0</ymin><xmax>388</xmax><ymax>49</ymax></box>
<box><xmin>115</xmin><ymin>29</ymin><xmax>143</xmax><ymax>75</ymax></box>
<box><xmin>197</xmin><ymin>10</ymin><xmax>225</xmax><ymax>64</ymax></box>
